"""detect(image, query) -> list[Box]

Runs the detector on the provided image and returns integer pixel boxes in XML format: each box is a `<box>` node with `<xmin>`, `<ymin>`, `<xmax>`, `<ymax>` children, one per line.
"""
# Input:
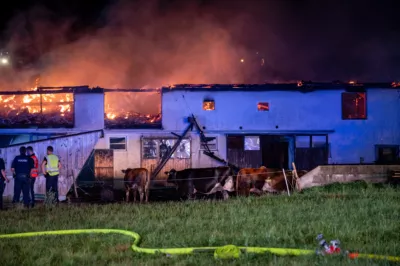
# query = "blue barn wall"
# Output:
<box><xmin>74</xmin><ymin>92</ymin><xmax>105</xmax><ymax>130</ymax></box>
<box><xmin>162</xmin><ymin>89</ymin><xmax>400</xmax><ymax>164</ymax></box>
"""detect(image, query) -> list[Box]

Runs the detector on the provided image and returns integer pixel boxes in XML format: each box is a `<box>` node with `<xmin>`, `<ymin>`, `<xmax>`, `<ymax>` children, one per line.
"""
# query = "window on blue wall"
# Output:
<box><xmin>203</xmin><ymin>99</ymin><xmax>215</xmax><ymax>111</ymax></box>
<box><xmin>244</xmin><ymin>136</ymin><xmax>260</xmax><ymax>150</ymax></box>
<box><xmin>342</xmin><ymin>92</ymin><xmax>367</xmax><ymax>119</ymax></box>
<box><xmin>257</xmin><ymin>102</ymin><xmax>269</xmax><ymax>111</ymax></box>
<box><xmin>227</xmin><ymin>136</ymin><xmax>244</xmax><ymax>150</ymax></box>
<box><xmin>142</xmin><ymin>138</ymin><xmax>191</xmax><ymax>159</ymax></box>
<box><xmin>200</xmin><ymin>137</ymin><xmax>218</xmax><ymax>150</ymax></box>
<box><xmin>375</xmin><ymin>145</ymin><xmax>399</xmax><ymax>164</ymax></box>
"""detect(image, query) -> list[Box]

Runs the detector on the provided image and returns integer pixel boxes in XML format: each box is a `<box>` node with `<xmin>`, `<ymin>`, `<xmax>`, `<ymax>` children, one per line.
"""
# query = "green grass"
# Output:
<box><xmin>1</xmin><ymin>181</ymin><xmax>400</xmax><ymax>266</ymax></box>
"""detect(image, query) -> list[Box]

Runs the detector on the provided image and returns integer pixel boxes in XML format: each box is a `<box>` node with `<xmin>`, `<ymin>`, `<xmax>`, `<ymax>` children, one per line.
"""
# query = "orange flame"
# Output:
<box><xmin>0</xmin><ymin>91</ymin><xmax>73</xmax><ymax>117</ymax></box>
<box><xmin>106</xmin><ymin>112</ymin><xmax>116</xmax><ymax>119</ymax></box>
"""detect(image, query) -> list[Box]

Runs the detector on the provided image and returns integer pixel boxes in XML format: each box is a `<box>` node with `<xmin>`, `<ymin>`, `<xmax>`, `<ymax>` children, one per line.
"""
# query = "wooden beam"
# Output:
<box><xmin>150</xmin><ymin>121</ymin><xmax>194</xmax><ymax>179</ymax></box>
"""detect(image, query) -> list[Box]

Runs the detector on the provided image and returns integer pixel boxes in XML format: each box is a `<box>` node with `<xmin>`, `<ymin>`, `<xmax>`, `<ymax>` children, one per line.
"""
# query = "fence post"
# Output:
<box><xmin>282</xmin><ymin>169</ymin><xmax>291</xmax><ymax>196</ymax></box>
<box><xmin>292</xmin><ymin>162</ymin><xmax>301</xmax><ymax>192</ymax></box>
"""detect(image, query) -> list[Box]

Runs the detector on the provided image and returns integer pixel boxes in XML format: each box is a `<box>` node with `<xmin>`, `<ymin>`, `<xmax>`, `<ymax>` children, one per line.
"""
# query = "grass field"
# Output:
<box><xmin>1</xmin><ymin>181</ymin><xmax>399</xmax><ymax>266</ymax></box>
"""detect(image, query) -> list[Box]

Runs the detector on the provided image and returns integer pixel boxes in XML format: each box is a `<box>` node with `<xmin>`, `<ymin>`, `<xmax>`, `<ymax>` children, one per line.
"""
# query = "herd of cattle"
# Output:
<box><xmin>122</xmin><ymin>166</ymin><xmax>307</xmax><ymax>203</ymax></box>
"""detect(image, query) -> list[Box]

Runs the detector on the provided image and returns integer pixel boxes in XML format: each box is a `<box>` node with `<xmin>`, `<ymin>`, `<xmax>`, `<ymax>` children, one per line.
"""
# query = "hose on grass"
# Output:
<box><xmin>0</xmin><ymin>229</ymin><xmax>399</xmax><ymax>261</ymax></box>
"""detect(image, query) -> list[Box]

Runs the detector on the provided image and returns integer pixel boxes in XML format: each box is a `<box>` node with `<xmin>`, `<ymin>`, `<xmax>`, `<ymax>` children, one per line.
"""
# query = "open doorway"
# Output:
<box><xmin>375</xmin><ymin>145</ymin><xmax>399</xmax><ymax>164</ymax></box>
<box><xmin>260</xmin><ymin>135</ymin><xmax>289</xmax><ymax>169</ymax></box>
<box><xmin>226</xmin><ymin>135</ymin><xmax>290</xmax><ymax>169</ymax></box>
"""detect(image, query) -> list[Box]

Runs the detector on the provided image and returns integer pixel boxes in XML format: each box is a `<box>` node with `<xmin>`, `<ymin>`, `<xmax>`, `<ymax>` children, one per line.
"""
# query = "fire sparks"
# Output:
<box><xmin>107</xmin><ymin>112</ymin><xmax>117</xmax><ymax>120</ymax></box>
<box><xmin>23</xmin><ymin>95</ymin><xmax>36</xmax><ymax>103</ymax></box>
<box><xmin>1</xmin><ymin>95</ymin><xmax>15</xmax><ymax>103</ymax></box>
<box><xmin>59</xmin><ymin>104</ymin><xmax>71</xmax><ymax>113</ymax></box>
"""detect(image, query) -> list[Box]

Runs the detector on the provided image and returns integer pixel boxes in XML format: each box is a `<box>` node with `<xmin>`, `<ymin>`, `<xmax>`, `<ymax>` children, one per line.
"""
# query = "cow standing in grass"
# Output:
<box><xmin>236</xmin><ymin>166</ymin><xmax>269</xmax><ymax>196</ymax></box>
<box><xmin>166</xmin><ymin>166</ymin><xmax>234</xmax><ymax>200</ymax></box>
<box><xmin>121</xmin><ymin>168</ymin><xmax>150</xmax><ymax>203</ymax></box>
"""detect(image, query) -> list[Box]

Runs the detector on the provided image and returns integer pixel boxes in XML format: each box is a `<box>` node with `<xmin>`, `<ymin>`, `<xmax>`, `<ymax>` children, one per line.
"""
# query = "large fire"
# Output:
<box><xmin>104</xmin><ymin>92</ymin><xmax>161</xmax><ymax>128</ymax></box>
<box><xmin>0</xmin><ymin>87</ymin><xmax>74</xmax><ymax>127</ymax></box>
<box><xmin>0</xmin><ymin>88</ymin><xmax>161</xmax><ymax>128</ymax></box>
<box><xmin>0</xmin><ymin>92</ymin><xmax>72</xmax><ymax>115</ymax></box>
<box><xmin>104</xmin><ymin>106</ymin><xmax>161</xmax><ymax>128</ymax></box>
<box><xmin>105</xmin><ymin>107</ymin><xmax>160</xmax><ymax>123</ymax></box>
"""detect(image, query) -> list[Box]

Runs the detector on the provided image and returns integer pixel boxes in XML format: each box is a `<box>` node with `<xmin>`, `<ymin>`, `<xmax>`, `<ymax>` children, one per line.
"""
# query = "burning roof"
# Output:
<box><xmin>0</xmin><ymin>81</ymin><xmax>397</xmax><ymax>129</ymax></box>
<box><xmin>0</xmin><ymin>89</ymin><xmax>74</xmax><ymax>128</ymax></box>
<box><xmin>161</xmin><ymin>81</ymin><xmax>400</xmax><ymax>92</ymax></box>
<box><xmin>0</xmin><ymin>86</ymin><xmax>162</xmax><ymax>129</ymax></box>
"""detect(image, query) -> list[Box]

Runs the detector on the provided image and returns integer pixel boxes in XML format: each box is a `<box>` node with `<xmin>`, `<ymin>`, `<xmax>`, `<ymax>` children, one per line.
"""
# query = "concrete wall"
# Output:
<box><xmin>298</xmin><ymin>165</ymin><xmax>400</xmax><ymax>189</ymax></box>
<box><xmin>74</xmin><ymin>92</ymin><xmax>105</xmax><ymax>130</ymax></box>
<box><xmin>162</xmin><ymin>89</ymin><xmax>400</xmax><ymax>164</ymax></box>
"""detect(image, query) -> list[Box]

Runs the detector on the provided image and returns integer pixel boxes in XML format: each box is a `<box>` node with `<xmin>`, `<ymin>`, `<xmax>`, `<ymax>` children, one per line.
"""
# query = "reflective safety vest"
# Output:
<box><xmin>46</xmin><ymin>154</ymin><xmax>59</xmax><ymax>176</ymax></box>
<box><xmin>31</xmin><ymin>154</ymin><xmax>39</xmax><ymax>178</ymax></box>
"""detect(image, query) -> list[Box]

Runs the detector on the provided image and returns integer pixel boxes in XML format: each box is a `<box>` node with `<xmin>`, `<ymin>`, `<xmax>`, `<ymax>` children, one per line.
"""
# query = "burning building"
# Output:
<box><xmin>0</xmin><ymin>82</ymin><xmax>399</xmax><ymax>200</ymax></box>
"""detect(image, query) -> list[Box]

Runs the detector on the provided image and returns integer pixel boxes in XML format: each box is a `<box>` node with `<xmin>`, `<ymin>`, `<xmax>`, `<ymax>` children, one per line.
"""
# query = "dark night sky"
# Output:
<box><xmin>1</xmin><ymin>0</ymin><xmax>400</xmax><ymax>89</ymax></box>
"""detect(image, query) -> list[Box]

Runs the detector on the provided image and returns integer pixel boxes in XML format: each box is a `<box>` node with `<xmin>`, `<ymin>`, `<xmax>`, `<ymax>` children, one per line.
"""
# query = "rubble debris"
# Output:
<box><xmin>0</xmin><ymin>111</ymin><xmax>73</xmax><ymax>128</ymax></box>
<box><xmin>105</xmin><ymin>113</ymin><xmax>161</xmax><ymax>128</ymax></box>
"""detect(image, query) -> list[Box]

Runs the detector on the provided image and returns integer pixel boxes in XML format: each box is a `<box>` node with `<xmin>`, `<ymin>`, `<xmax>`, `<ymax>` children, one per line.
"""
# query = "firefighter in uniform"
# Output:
<box><xmin>0</xmin><ymin>156</ymin><xmax>10</xmax><ymax>210</ymax></box>
<box><xmin>41</xmin><ymin>146</ymin><xmax>61</xmax><ymax>202</ymax></box>
<box><xmin>11</xmin><ymin>146</ymin><xmax>34</xmax><ymax>208</ymax></box>
<box><xmin>27</xmin><ymin>146</ymin><xmax>39</xmax><ymax>207</ymax></box>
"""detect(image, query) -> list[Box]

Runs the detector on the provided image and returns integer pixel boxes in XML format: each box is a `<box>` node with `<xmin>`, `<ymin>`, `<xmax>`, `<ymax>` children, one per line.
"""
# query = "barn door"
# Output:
<box><xmin>226</xmin><ymin>135</ymin><xmax>262</xmax><ymax>168</ymax></box>
<box><xmin>94</xmin><ymin>149</ymin><xmax>114</xmax><ymax>185</ymax></box>
<box><xmin>295</xmin><ymin>147</ymin><xmax>326</xmax><ymax>171</ymax></box>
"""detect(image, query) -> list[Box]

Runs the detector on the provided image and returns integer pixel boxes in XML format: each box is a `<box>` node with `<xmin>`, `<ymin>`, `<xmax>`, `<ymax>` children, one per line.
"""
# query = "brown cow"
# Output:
<box><xmin>237</xmin><ymin>167</ymin><xmax>303</xmax><ymax>196</ymax></box>
<box><xmin>262</xmin><ymin>169</ymin><xmax>300</xmax><ymax>193</ymax></box>
<box><xmin>121</xmin><ymin>168</ymin><xmax>150</xmax><ymax>203</ymax></box>
<box><xmin>236</xmin><ymin>166</ymin><xmax>268</xmax><ymax>196</ymax></box>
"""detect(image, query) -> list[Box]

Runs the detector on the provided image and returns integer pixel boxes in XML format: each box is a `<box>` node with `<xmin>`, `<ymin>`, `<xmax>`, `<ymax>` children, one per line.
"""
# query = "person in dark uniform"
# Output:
<box><xmin>0</xmin><ymin>156</ymin><xmax>10</xmax><ymax>210</ymax></box>
<box><xmin>11</xmin><ymin>146</ymin><xmax>34</xmax><ymax>208</ymax></box>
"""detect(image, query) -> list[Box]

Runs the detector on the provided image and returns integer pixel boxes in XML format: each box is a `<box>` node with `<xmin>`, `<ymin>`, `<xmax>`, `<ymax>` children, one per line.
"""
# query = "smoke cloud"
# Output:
<box><xmin>1</xmin><ymin>0</ymin><xmax>252</xmax><ymax>90</ymax></box>
<box><xmin>1</xmin><ymin>0</ymin><xmax>400</xmax><ymax>111</ymax></box>
<box><xmin>0</xmin><ymin>0</ymin><xmax>261</xmax><ymax>113</ymax></box>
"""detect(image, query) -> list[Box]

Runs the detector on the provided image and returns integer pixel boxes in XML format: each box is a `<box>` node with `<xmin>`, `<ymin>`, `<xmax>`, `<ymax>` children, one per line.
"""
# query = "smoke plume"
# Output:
<box><xmin>1</xmin><ymin>0</ymin><xmax>400</xmax><ymax>95</ymax></box>
<box><xmin>1</xmin><ymin>0</ymin><xmax>253</xmax><ymax>91</ymax></box>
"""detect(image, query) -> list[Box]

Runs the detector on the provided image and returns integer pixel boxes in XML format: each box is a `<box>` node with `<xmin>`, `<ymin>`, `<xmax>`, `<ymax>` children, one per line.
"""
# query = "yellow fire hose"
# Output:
<box><xmin>0</xmin><ymin>229</ymin><xmax>399</xmax><ymax>261</ymax></box>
